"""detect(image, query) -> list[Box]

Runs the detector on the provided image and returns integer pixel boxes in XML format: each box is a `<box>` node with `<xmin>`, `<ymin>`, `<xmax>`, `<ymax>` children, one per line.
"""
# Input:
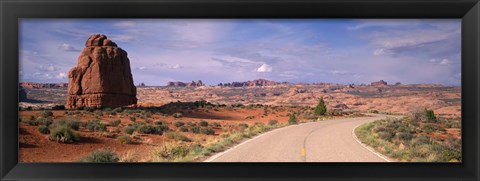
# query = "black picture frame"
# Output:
<box><xmin>1</xmin><ymin>0</ymin><xmax>479</xmax><ymax>180</ymax></box>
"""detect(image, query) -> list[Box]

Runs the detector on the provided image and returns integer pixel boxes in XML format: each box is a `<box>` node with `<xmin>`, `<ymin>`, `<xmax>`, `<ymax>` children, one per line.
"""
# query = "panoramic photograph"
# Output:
<box><xmin>18</xmin><ymin>19</ymin><xmax>461</xmax><ymax>162</ymax></box>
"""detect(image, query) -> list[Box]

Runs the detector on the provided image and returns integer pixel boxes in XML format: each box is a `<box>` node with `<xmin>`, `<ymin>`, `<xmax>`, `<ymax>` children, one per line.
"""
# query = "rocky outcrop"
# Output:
<box><xmin>19</xmin><ymin>86</ymin><xmax>27</xmax><ymax>102</ymax></box>
<box><xmin>371</xmin><ymin>80</ymin><xmax>388</xmax><ymax>86</ymax></box>
<box><xmin>137</xmin><ymin>83</ymin><xmax>146</xmax><ymax>87</ymax></box>
<box><xmin>220</xmin><ymin>79</ymin><xmax>286</xmax><ymax>87</ymax></box>
<box><xmin>167</xmin><ymin>80</ymin><xmax>204</xmax><ymax>87</ymax></box>
<box><xmin>19</xmin><ymin>82</ymin><xmax>68</xmax><ymax>89</ymax></box>
<box><xmin>66</xmin><ymin>34</ymin><xmax>137</xmax><ymax>109</ymax></box>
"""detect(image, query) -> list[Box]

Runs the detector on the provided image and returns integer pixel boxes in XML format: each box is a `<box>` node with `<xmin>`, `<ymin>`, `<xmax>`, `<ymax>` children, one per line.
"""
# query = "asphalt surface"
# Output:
<box><xmin>205</xmin><ymin>115</ymin><xmax>391</xmax><ymax>162</ymax></box>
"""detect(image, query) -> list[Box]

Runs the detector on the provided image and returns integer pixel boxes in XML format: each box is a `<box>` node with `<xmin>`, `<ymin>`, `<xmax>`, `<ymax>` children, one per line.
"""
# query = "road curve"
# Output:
<box><xmin>205</xmin><ymin>115</ymin><xmax>392</xmax><ymax>162</ymax></box>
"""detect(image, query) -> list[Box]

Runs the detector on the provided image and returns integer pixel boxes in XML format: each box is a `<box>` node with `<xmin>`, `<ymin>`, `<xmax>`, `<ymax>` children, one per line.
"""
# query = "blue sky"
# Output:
<box><xmin>19</xmin><ymin>19</ymin><xmax>461</xmax><ymax>86</ymax></box>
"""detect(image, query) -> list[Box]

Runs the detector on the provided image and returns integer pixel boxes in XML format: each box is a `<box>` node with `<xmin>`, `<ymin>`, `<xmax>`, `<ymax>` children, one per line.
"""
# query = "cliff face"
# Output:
<box><xmin>66</xmin><ymin>34</ymin><xmax>137</xmax><ymax>109</ymax></box>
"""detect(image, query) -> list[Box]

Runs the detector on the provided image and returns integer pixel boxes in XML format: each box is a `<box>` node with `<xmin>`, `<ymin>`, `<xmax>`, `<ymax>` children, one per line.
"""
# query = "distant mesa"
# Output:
<box><xmin>137</xmin><ymin>83</ymin><xmax>146</xmax><ymax>87</ymax></box>
<box><xmin>19</xmin><ymin>82</ymin><xmax>68</xmax><ymax>89</ymax></box>
<box><xmin>167</xmin><ymin>80</ymin><xmax>204</xmax><ymax>87</ymax></box>
<box><xmin>219</xmin><ymin>79</ymin><xmax>287</xmax><ymax>87</ymax></box>
<box><xmin>370</xmin><ymin>80</ymin><xmax>388</xmax><ymax>86</ymax></box>
<box><xmin>66</xmin><ymin>34</ymin><xmax>137</xmax><ymax>109</ymax></box>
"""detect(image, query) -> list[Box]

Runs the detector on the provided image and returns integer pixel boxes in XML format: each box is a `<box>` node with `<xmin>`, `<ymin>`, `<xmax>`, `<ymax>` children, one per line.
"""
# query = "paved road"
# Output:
<box><xmin>205</xmin><ymin>115</ymin><xmax>392</xmax><ymax>162</ymax></box>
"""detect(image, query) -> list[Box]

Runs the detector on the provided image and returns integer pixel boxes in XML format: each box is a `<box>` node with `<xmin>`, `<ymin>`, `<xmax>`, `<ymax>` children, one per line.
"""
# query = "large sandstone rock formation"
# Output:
<box><xmin>19</xmin><ymin>86</ymin><xmax>27</xmax><ymax>102</ymax></box>
<box><xmin>66</xmin><ymin>34</ymin><xmax>137</xmax><ymax>109</ymax></box>
<box><xmin>219</xmin><ymin>79</ymin><xmax>286</xmax><ymax>87</ymax></box>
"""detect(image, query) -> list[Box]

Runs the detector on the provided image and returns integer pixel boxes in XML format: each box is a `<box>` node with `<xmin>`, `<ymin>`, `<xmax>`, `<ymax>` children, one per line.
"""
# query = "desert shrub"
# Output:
<box><xmin>194</xmin><ymin>99</ymin><xmax>207</xmax><ymax>108</ymax></box>
<box><xmin>84</xmin><ymin>107</ymin><xmax>95</xmax><ymax>112</ymax></box>
<box><xmin>412</xmin><ymin>134</ymin><xmax>432</xmax><ymax>146</ymax></box>
<box><xmin>129</xmin><ymin>117</ymin><xmax>136</xmax><ymax>122</ymax></box>
<box><xmin>238</xmin><ymin>123</ymin><xmax>249</xmax><ymax>130</ymax></box>
<box><xmin>94</xmin><ymin>110</ymin><xmax>103</xmax><ymax>116</ymax></box>
<box><xmin>81</xmin><ymin>149</ymin><xmax>119</xmax><ymax>162</ymax></box>
<box><xmin>124</xmin><ymin>126</ymin><xmax>136</xmax><ymax>134</ymax></box>
<box><xmin>137</xmin><ymin>125</ymin><xmax>158</xmax><ymax>134</ymax></box>
<box><xmin>113</xmin><ymin>107</ymin><xmax>123</xmax><ymax>113</ymax></box>
<box><xmin>174</xmin><ymin>121</ymin><xmax>185</xmax><ymax>127</ymax></box>
<box><xmin>268</xmin><ymin>120</ymin><xmax>278</xmax><ymax>125</ymax></box>
<box><xmin>199</xmin><ymin>120</ymin><xmax>208</xmax><ymax>127</ymax></box>
<box><xmin>200</xmin><ymin>127</ymin><xmax>215</xmax><ymax>135</ymax></box>
<box><xmin>172</xmin><ymin>112</ymin><xmax>183</xmax><ymax>118</ymax></box>
<box><xmin>123</xmin><ymin>109</ymin><xmax>134</xmax><ymax>115</ymax></box>
<box><xmin>166</xmin><ymin>132</ymin><xmax>191</xmax><ymax>142</ymax></box>
<box><xmin>288</xmin><ymin>113</ymin><xmax>298</xmax><ymax>125</ymax></box>
<box><xmin>117</xmin><ymin>135</ymin><xmax>132</xmax><ymax>144</ymax></box>
<box><xmin>369</xmin><ymin>109</ymin><xmax>379</xmax><ymax>114</ymax></box>
<box><xmin>38</xmin><ymin>125</ymin><xmax>50</xmax><ymax>134</ymax></box>
<box><xmin>377</xmin><ymin>131</ymin><xmax>394</xmax><ymax>141</ymax></box>
<box><xmin>155</xmin><ymin>120</ymin><xmax>167</xmax><ymax>125</ymax></box>
<box><xmin>396</xmin><ymin>132</ymin><xmax>413</xmax><ymax>141</ymax></box>
<box><xmin>152</xmin><ymin>143</ymin><xmax>193</xmax><ymax>161</ymax></box>
<box><xmin>62</xmin><ymin>119</ymin><xmax>82</xmax><ymax>130</ymax></box>
<box><xmin>36</xmin><ymin>117</ymin><xmax>53</xmax><ymax>126</ymax></box>
<box><xmin>18</xmin><ymin>117</ymin><xmax>23</xmax><ymax>122</ymax></box>
<box><xmin>103</xmin><ymin>107</ymin><xmax>112</xmax><ymax>112</ymax></box>
<box><xmin>245</xmin><ymin>115</ymin><xmax>255</xmax><ymax>119</ymax></box>
<box><xmin>52</xmin><ymin>105</ymin><xmax>65</xmax><ymax>110</ymax></box>
<box><xmin>314</xmin><ymin>98</ymin><xmax>327</xmax><ymax>116</ymax></box>
<box><xmin>155</xmin><ymin>125</ymin><xmax>170</xmax><ymax>134</ymax></box>
<box><xmin>29</xmin><ymin>115</ymin><xmax>36</xmax><ymax>120</ymax></box>
<box><xmin>439</xmin><ymin>148</ymin><xmax>462</xmax><ymax>162</ymax></box>
<box><xmin>86</xmin><ymin>120</ymin><xmax>107</xmax><ymax>132</ymax></box>
<box><xmin>179</xmin><ymin>126</ymin><xmax>189</xmax><ymax>132</ymax></box>
<box><xmin>109</xmin><ymin>120</ymin><xmax>121</xmax><ymax>127</ymax></box>
<box><xmin>25</xmin><ymin>119</ymin><xmax>40</xmax><ymax>126</ymax></box>
<box><xmin>211</xmin><ymin>122</ymin><xmax>221</xmax><ymax>128</ymax></box>
<box><xmin>190</xmin><ymin>126</ymin><xmax>200</xmax><ymax>134</ymax></box>
<box><xmin>424</xmin><ymin>109</ymin><xmax>436</xmax><ymax>122</ymax></box>
<box><xmin>49</xmin><ymin>125</ymin><xmax>80</xmax><ymax>143</ymax></box>
<box><xmin>41</xmin><ymin>110</ymin><xmax>54</xmax><ymax>118</ymax></box>
<box><xmin>187</xmin><ymin>122</ymin><xmax>196</xmax><ymax>127</ymax></box>
<box><xmin>421</xmin><ymin>123</ymin><xmax>444</xmax><ymax>134</ymax></box>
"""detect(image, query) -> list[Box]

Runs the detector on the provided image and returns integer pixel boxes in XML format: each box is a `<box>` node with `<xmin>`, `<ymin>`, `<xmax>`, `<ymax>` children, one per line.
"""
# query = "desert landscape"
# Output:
<box><xmin>19</xmin><ymin>19</ymin><xmax>462</xmax><ymax>162</ymax></box>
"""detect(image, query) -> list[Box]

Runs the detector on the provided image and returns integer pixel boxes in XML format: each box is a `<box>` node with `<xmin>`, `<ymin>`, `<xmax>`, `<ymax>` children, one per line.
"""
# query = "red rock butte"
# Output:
<box><xmin>66</xmin><ymin>34</ymin><xmax>137</xmax><ymax>109</ymax></box>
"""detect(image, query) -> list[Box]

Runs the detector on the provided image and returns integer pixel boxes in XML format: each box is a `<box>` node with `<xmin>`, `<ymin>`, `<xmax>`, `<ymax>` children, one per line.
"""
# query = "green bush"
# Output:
<box><xmin>187</xmin><ymin>122</ymin><xmax>196</xmax><ymax>127</ymax></box>
<box><xmin>81</xmin><ymin>149</ymin><xmax>119</xmax><ymax>162</ymax></box>
<box><xmin>288</xmin><ymin>113</ymin><xmax>298</xmax><ymax>125</ymax></box>
<box><xmin>49</xmin><ymin>125</ymin><xmax>80</xmax><ymax>143</ymax></box>
<box><xmin>200</xmin><ymin>127</ymin><xmax>215</xmax><ymax>135</ymax></box>
<box><xmin>137</xmin><ymin>125</ymin><xmax>158</xmax><ymax>134</ymax></box>
<box><xmin>129</xmin><ymin>117</ymin><xmax>136</xmax><ymax>122</ymax></box>
<box><xmin>268</xmin><ymin>120</ymin><xmax>278</xmax><ymax>125</ymax></box>
<box><xmin>42</xmin><ymin>110</ymin><xmax>54</xmax><ymax>117</ymax></box>
<box><xmin>25</xmin><ymin>119</ymin><xmax>40</xmax><ymax>126</ymax></box>
<box><xmin>165</xmin><ymin>132</ymin><xmax>191</xmax><ymax>142</ymax></box>
<box><xmin>153</xmin><ymin>143</ymin><xmax>192</xmax><ymax>161</ymax></box>
<box><xmin>424</xmin><ymin>109</ymin><xmax>436</xmax><ymax>122</ymax></box>
<box><xmin>117</xmin><ymin>135</ymin><xmax>132</xmax><ymax>144</ymax></box>
<box><xmin>109</xmin><ymin>120</ymin><xmax>121</xmax><ymax>127</ymax></box>
<box><xmin>37</xmin><ymin>116</ymin><xmax>51</xmax><ymax>125</ymax></box>
<box><xmin>124</xmin><ymin>126</ymin><xmax>136</xmax><ymax>134</ymax></box>
<box><xmin>172</xmin><ymin>112</ymin><xmax>183</xmax><ymax>118</ymax></box>
<box><xmin>199</xmin><ymin>120</ymin><xmax>208</xmax><ymax>127</ymax></box>
<box><xmin>369</xmin><ymin>110</ymin><xmax>379</xmax><ymax>114</ymax></box>
<box><xmin>86</xmin><ymin>120</ymin><xmax>107</xmax><ymax>132</ymax></box>
<box><xmin>19</xmin><ymin>117</ymin><xmax>23</xmax><ymax>122</ymax></box>
<box><xmin>155</xmin><ymin>125</ymin><xmax>170</xmax><ymax>134</ymax></box>
<box><xmin>113</xmin><ymin>107</ymin><xmax>123</xmax><ymax>113</ymax></box>
<box><xmin>29</xmin><ymin>115</ymin><xmax>36</xmax><ymax>121</ymax></box>
<box><xmin>314</xmin><ymin>98</ymin><xmax>327</xmax><ymax>116</ymax></box>
<box><xmin>155</xmin><ymin>120</ymin><xmax>167</xmax><ymax>125</ymax></box>
<box><xmin>38</xmin><ymin>125</ymin><xmax>50</xmax><ymax>134</ymax></box>
<box><xmin>238</xmin><ymin>123</ymin><xmax>249</xmax><ymax>130</ymax></box>
<box><xmin>84</xmin><ymin>107</ymin><xmax>95</xmax><ymax>112</ymax></box>
<box><xmin>421</xmin><ymin>123</ymin><xmax>444</xmax><ymax>134</ymax></box>
<box><xmin>194</xmin><ymin>99</ymin><xmax>207</xmax><ymax>108</ymax></box>
<box><xmin>190</xmin><ymin>126</ymin><xmax>200</xmax><ymax>134</ymax></box>
<box><xmin>174</xmin><ymin>121</ymin><xmax>185</xmax><ymax>127</ymax></box>
<box><xmin>179</xmin><ymin>126</ymin><xmax>189</xmax><ymax>132</ymax></box>
<box><xmin>211</xmin><ymin>122</ymin><xmax>221</xmax><ymax>128</ymax></box>
<box><xmin>377</xmin><ymin>132</ymin><xmax>394</xmax><ymax>141</ymax></box>
<box><xmin>396</xmin><ymin>132</ymin><xmax>413</xmax><ymax>141</ymax></box>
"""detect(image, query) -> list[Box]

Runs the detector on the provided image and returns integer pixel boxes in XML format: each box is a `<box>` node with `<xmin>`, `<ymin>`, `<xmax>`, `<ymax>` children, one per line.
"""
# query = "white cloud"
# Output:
<box><xmin>39</xmin><ymin>64</ymin><xmax>58</xmax><ymax>72</ymax></box>
<box><xmin>56</xmin><ymin>72</ymin><xmax>67</xmax><ymax>79</ymax></box>
<box><xmin>439</xmin><ymin>59</ymin><xmax>449</xmax><ymax>65</ymax></box>
<box><xmin>257</xmin><ymin>63</ymin><xmax>273</xmax><ymax>73</ymax></box>
<box><xmin>169</xmin><ymin>64</ymin><xmax>182</xmax><ymax>69</ymax></box>
<box><xmin>373</xmin><ymin>48</ymin><xmax>386</xmax><ymax>56</ymax></box>
<box><xmin>58</xmin><ymin>43</ymin><xmax>80</xmax><ymax>52</ymax></box>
